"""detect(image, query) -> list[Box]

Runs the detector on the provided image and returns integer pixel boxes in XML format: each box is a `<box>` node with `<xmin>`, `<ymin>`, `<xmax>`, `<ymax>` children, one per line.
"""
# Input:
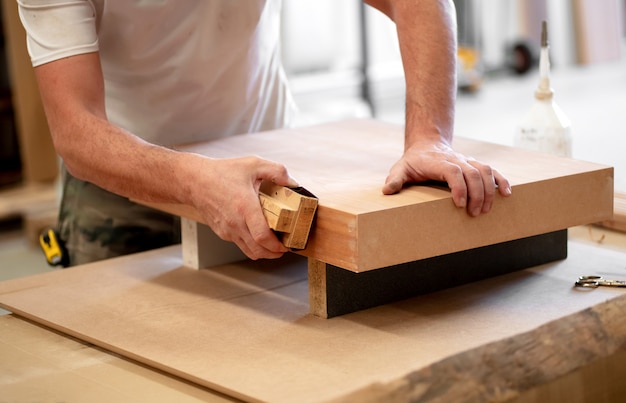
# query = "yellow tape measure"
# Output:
<box><xmin>39</xmin><ymin>228</ymin><xmax>68</xmax><ymax>267</ymax></box>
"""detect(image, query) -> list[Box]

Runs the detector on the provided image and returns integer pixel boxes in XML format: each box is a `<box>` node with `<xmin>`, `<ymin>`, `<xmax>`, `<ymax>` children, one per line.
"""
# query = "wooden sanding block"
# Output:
<box><xmin>133</xmin><ymin>183</ymin><xmax>317</xmax><ymax>250</ymax></box>
<box><xmin>259</xmin><ymin>181</ymin><xmax>318</xmax><ymax>249</ymax></box>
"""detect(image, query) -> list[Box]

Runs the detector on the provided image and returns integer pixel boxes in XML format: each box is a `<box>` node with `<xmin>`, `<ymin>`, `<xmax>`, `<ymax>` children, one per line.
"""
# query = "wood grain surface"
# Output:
<box><xmin>1</xmin><ymin>240</ymin><xmax>625</xmax><ymax>402</ymax></box>
<box><xmin>142</xmin><ymin>119</ymin><xmax>614</xmax><ymax>272</ymax></box>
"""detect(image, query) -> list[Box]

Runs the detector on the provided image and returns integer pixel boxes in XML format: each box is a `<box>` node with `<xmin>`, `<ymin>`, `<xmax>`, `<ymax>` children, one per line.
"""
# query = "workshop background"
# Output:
<box><xmin>1</xmin><ymin>0</ymin><xmax>625</xmax><ymax>291</ymax></box>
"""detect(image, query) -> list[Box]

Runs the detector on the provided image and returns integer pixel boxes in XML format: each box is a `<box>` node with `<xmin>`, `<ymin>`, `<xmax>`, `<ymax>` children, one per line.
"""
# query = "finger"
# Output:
<box><xmin>468</xmin><ymin>160</ymin><xmax>497</xmax><ymax>214</ymax></box>
<box><xmin>382</xmin><ymin>180</ymin><xmax>401</xmax><ymax>195</ymax></box>
<box><xmin>212</xmin><ymin>202</ymin><xmax>286</xmax><ymax>260</ymax></box>
<box><xmin>209</xmin><ymin>218</ymin><xmax>261</xmax><ymax>260</ymax></box>
<box><xmin>243</xmin><ymin>200</ymin><xmax>288</xmax><ymax>259</ymax></box>
<box><xmin>237</xmin><ymin>234</ymin><xmax>285</xmax><ymax>260</ymax></box>
<box><xmin>231</xmin><ymin>235</ymin><xmax>255</xmax><ymax>260</ymax></box>
<box><xmin>255</xmin><ymin>159</ymin><xmax>299</xmax><ymax>188</ymax></box>
<box><xmin>382</xmin><ymin>161</ymin><xmax>409</xmax><ymax>195</ymax></box>
<box><xmin>493</xmin><ymin>169</ymin><xmax>512</xmax><ymax>197</ymax></box>
<box><xmin>459</xmin><ymin>162</ymin><xmax>485</xmax><ymax>216</ymax></box>
<box><xmin>439</xmin><ymin>162</ymin><xmax>468</xmax><ymax>209</ymax></box>
<box><xmin>234</xmin><ymin>223</ymin><xmax>286</xmax><ymax>260</ymax></box>
<box><xmin>382</xmin><ymin>175</ymin><xmax>404</xmax><ymax>195</ymax></box>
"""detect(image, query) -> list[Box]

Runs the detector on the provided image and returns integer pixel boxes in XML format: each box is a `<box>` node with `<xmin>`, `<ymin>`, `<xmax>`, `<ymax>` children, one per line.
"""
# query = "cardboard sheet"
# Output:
<box><xmin>1</xmin><ymin>241</ymin><xmax>626</xmax><ymax>402</ymax></box>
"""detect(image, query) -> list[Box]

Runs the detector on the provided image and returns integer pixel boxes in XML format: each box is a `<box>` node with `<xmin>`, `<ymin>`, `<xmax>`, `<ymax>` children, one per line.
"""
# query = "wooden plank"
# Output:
<box><xmin>309</xmin><ymin>230</ymin><xmax>568</xmax><ymax>318</ymax></box>
<box><xmin>258</xmin><ymin>182</ymin><xmax>317</xmax><ymax>249</ymax></box>
<box><xmin>146</xmin><ymin>119</ymin><xmax>613</xmax><ymax>272</ymax></box>
<box><xmin>259</xmin><ymin>188</ymin><xmax>297</xmax><ymax>232</ymax></box>
<box><xmin>1</xmin><ymin>240</ymin><xmax>625</xmax><ymax>402</ymax></box>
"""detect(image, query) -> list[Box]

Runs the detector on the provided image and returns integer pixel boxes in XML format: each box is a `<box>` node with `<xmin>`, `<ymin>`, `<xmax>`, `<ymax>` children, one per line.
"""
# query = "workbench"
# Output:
<box><xmin>1</xmin><ymin>118</ymin><xmax>621</xmax><ymax>401</ymax></box>
<box><xmin>1</xmin><ymin>238</ymin><xmax>626</xmax><ymax>402</ymax></box>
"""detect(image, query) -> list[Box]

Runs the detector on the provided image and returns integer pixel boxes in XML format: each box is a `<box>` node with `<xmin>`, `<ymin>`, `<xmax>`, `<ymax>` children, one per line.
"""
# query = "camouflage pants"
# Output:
<box><xmin>58</xmin><ymin>168</ymin><xmax>180</xmax><ymax>267</ymax></box>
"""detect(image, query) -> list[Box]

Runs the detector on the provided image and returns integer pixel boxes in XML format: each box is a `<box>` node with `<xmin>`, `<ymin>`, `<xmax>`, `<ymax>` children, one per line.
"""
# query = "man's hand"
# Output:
<box><xmin>185</xmin><ymin>154</ymin><xmax>298</xmax><ymax>260</ymax></box>
<box><xmin>365</xmin><ymin>1</ymin><xmax>510</xmax><ymax>216</ymax></box>
<box><xmin>382</xmin><ymin>139</ymin><xmax>512</xmax><ymax>216</ymax></box>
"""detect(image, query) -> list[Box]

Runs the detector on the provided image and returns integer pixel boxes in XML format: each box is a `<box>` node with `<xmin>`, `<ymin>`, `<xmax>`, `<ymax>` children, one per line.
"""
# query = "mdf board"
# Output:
<box><xmin>147</xmin><ymin>119</ymin><xmax>614</xmax><ymax>272</ymax></box>
<box><xmin>0</xmin><ymin>315</ymin><xmax>232</xmax><ymax>403</ymax></box>
<box><xmin>1</xmin><ymin>241</ymin><xmax>626</xmax><ymax>402</ymax></box>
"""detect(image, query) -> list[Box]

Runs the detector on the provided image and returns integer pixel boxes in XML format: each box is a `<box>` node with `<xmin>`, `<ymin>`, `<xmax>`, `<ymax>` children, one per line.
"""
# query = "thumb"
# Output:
<box><xmin>272</xmin><ymin>169</ymin><xmax>299</xmax><ymax>188</ymax></box>
<box><xmin>258</xmin><ymin>160</ymin><xmax>300</xmax><ymax>188</ymax></box>
<box><xmin>284</xmin><ymin>175</ymin><xmax>300</xmax><ymax>188</ymax></box>
<box><xmin>382</xmin><ymin>174</ymin><xmax>403</xmax><ymax>195</ymax></box>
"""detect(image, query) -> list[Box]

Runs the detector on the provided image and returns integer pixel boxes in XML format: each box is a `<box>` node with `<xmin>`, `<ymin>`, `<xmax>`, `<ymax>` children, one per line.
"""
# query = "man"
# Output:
<box><xmin>18</xmin><ymin>0</ymin><xmax>511</xmax><ymax>266</ymax></box>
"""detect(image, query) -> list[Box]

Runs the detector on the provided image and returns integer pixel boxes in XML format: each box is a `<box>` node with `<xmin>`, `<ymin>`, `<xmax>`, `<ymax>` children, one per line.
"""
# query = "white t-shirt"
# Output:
<box><xmin>18</xmin><ymin>0</ymin><xmax>295</xmax><ymax>146</ymax></box>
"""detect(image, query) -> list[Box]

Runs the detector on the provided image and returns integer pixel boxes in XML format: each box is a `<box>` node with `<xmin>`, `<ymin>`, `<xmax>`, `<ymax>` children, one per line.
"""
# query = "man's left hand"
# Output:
<box><xmin>382</xmin><ymin>139</ymin><xmax>512</xmax><ymax>216</ymax></box>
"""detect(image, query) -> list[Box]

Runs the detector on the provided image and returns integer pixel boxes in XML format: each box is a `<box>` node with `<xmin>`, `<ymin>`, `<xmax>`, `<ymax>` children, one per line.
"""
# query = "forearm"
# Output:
<box><xmin>366</xmin><ymin>0</ymin><xmax>457</xmax><ymax>149</ymax></box>
<box><xmin>34</xmin><ymin>53</ymin><xmax>199</xmax><ymax>207</ymax></box>
<box><xmin>31</xmin><ymin>41</ymin><xmax>296</xmax><ymax>259</ymax></box>
<box><xmin>53</xmin><ymin>111</ymin><xmax>194</xmax><ymax>206</ymax></box>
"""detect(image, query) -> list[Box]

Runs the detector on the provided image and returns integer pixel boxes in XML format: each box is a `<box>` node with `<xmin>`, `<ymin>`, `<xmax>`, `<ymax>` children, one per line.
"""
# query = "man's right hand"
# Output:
<box><xmin>33</xmin><ymin>52</ymin><xmax>297</xmax><ymax>261</ymax></box>
<box><xmin>184</xmin><ymin>154</ymin><xmax>299</xmax><ymax>260</ymax></box>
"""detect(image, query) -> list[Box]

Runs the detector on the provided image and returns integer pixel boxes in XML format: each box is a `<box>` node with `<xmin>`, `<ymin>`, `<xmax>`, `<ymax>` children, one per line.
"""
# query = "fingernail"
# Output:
<box><xmin>459</xmin><ymin>197</ymin><xmax>467</xmax><ymax>208</ymax></box>
<box><xmin>472</xmin><ymin>207</ymin><xmax>481</xmax><ymax>216</ymax></box>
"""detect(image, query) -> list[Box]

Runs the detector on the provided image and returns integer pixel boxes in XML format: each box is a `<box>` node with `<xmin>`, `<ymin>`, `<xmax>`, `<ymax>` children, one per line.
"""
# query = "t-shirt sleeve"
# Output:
<box><xmin>17</xmin><ymin>0</ymin><xmax>99</xmax><ymax>67</ymax></box>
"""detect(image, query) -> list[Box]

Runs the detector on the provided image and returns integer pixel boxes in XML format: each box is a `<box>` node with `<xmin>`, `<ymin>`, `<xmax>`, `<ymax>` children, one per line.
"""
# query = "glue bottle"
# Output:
<box><xmin>514</xmin><ymin>21</ymin><xmax>572</xmax><ymax>157</ymax></box>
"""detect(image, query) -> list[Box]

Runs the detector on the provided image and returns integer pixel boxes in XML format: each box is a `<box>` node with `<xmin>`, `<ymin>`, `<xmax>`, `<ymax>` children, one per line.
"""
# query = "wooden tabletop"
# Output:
<box><xmin>143</xmin><ymin>119</ymin><xmax>613</xmax><ymax>272</ymax></box>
